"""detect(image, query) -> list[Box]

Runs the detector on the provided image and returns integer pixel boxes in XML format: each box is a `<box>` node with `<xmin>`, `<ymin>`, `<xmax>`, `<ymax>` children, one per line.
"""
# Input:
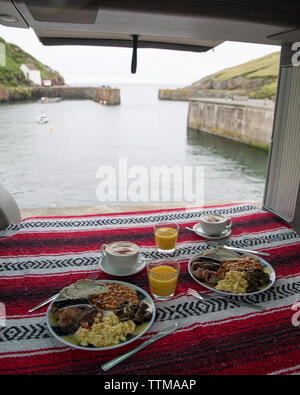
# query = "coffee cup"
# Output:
<box><xmin>100</xmin><ymin>241</ymin><xmax>140</xmax><ymax>274</ymax></box>
<box><xmin>199</xmin><ymin>213</ymin><xmax>232</xmax><ymax>236</ymax></box>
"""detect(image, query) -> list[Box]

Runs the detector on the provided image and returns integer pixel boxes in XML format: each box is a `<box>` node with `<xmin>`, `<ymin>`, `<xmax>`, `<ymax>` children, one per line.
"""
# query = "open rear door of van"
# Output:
<box><xmin>263</xmin><ymin>44</ymin><xmax>300</xmax><ymax>233</ymax></box>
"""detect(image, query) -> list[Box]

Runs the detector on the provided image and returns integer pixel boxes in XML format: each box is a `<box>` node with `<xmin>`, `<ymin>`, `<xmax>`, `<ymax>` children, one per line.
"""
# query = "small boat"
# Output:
<box><xmin>40</xmin><ymin>97</ymin><xmax>62</xmax><ymax>104</ymax></box>
<box><xmin>37</xmin><ymin>114</ymin><xmax>49</xmax><ymax>124</ymax></box>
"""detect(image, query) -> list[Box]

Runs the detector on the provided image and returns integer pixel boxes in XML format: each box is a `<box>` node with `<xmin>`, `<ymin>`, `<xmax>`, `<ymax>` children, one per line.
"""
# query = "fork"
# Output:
<box><xmin>187</xmin><ymin>288</ymin><xmax>264</xmax><ymax>311</ymax></box>
<box><xmin>28</xmin><ymin>272</ymin><xmax>99</xmax><ymax>313</ymax></box>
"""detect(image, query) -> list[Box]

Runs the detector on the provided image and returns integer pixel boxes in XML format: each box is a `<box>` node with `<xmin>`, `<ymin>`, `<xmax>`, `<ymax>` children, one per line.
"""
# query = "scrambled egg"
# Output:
<box><xmin>215</xmin><ymin>270</ymin><xmax>247</xmax><ymax>294</ymax></box>
<box><xmin>75</xmin><ymin>312</ymin><xmax>136</xmax><ymax>347</ymax></box>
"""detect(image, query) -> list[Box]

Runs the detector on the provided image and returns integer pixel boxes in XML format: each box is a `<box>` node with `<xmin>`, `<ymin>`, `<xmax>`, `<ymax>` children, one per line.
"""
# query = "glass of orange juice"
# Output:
<box><xmin>147</xmin><ymin>259</ymin><xmax>180</xmax><ymax>300</ymax></box>
<box><xmin>153</xmin><ymin>223</ymin><xmax>179</xmax><ymax>253</ymax></box>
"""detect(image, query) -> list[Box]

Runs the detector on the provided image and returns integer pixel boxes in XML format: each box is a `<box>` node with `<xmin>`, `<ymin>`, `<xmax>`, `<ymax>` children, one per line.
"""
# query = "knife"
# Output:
<box><xmin>28</xmin><ymin>293</ymin><xmax>58</xmax><ymax>313</ymax></box>
<box><xmin>222</xmin><ymin>246</ymin><xmax>270</xmax><ymax>257</ymax></box>
<box><xmin>101</xmin><ymin>323</ymin><xmax>178</xmax><ymax>371</ymax></box>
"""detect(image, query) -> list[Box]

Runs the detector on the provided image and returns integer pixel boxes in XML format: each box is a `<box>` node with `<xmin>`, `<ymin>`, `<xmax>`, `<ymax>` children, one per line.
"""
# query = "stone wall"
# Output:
<box><xmin>158</xmin><ymin>88</ymin><xmax>192</xmax><ymax>101</ymax></box>
<box><xmin>158</xmin><ymin>88</ymin><xmax>249</xmax><ymax>101</ymax></box>
<box><xmin>187</xmin><ymin>98</ymin><xmax>274</xmax><ymax>150</ymax></box>
<box><xmin>30</xmin><ymin>86</ymin><xmax>97</xmax><ymax>100</ymax></box>
<box><xmin>0</xmin><ymin>86</ymin><xmax>121</xmax><ymax>104</ymax></box>
<box><xmin>95</xmin><ymin>87</ymin><xmax>120</xmax><ymax>104</ymax></box>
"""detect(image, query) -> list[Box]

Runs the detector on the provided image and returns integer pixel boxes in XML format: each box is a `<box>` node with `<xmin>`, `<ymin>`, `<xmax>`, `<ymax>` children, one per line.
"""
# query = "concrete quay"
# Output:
<box><xmin>20</xmin><ymin>201</ymin><xmax>261</xmax><ymax>219</ymax></box>
<box><xmin>187</xmin><ymin>97</ymin><xmax>274</xmax><ymax>150</ymax></box>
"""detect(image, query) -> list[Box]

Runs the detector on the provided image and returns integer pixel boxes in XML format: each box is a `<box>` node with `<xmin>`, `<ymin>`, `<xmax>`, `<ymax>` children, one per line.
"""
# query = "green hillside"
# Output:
<box><xmin>191</xmin><ymin>51</ymin><xmax>280</xmax><ymax>99</ymax></box>
<box><xmin>0</xmin><ymin>37</ymin><xmax>64</xmax><ymax>87</ymax></box>
<box><xmin>213</xmin><ymin>52</ymin><xmax>279</xmax><ymax>80</ymax></box>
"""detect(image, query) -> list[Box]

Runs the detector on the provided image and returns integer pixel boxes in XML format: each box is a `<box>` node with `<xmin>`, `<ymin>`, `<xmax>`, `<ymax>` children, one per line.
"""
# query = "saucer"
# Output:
<box><xmin>192</xmin><ymin>223</ymin><xmax>232</xmax><ymax>240</ymax></box>
<box><xmin>98</xmin><ymin>255</ymin><xmax>147</xmax><ymax>277</ymax></box>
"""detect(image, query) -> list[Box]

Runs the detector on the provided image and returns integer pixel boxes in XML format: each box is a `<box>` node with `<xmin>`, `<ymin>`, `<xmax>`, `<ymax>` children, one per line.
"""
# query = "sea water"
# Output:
<box><xmin>0</xmin><ymin>84</ymin><xmax>268</xmax><ymax>208</ymax></box>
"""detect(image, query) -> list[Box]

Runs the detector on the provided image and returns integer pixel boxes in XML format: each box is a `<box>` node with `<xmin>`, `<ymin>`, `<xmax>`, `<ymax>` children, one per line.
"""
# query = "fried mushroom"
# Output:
<box><xmin>114</xmin><ymin>301</ymin><xmax>152</xmax><ymax>324</ymax></box>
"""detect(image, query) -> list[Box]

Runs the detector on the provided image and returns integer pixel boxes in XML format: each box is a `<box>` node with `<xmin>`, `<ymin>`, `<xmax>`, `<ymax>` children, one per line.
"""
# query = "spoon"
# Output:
<box><xmin>185</xmin><ymin>226</ymin><xmax>197</xmax><ymax>232</ymax></box>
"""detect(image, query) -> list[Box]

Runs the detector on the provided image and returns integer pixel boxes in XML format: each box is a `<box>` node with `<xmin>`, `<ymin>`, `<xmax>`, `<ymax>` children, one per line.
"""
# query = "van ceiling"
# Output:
<box><xmin>1</xmin><ymin>0</ymin><xmax>300</xmax><ymax>51</ymax></box>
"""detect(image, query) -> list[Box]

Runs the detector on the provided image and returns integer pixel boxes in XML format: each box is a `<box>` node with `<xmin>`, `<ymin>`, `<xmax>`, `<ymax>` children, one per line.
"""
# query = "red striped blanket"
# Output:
<box><xmin>0</xmin><ymin>203</ymin><xmax>300</xmax><ymax>375</ymax></box>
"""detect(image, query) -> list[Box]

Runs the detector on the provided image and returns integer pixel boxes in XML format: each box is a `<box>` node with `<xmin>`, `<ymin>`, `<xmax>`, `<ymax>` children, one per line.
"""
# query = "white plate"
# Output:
<box><xmin>98</xmin><ymin>255</ymin><xmax>147</xmax><ymax>277</ymax></box>
<box><xmin>46</xmin><ymin>280</ymin><xmax>156</xmax><ymax>351</ymax></box>
<box><xmin>192</xmin><ymin>223</ymin><xmax>231</xmax><ymax>240</ymax></box>
<box><xmin>188</xmin><ymin>249</ymin><xmax>276</xmax><ymax>297</ymax></box>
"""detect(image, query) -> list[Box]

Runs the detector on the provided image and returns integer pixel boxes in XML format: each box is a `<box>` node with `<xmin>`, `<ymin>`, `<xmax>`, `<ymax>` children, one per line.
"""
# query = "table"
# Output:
<box><xmin>0</xmin><ymin>203</ymin><xmax>300</xmax><ymax>375</ymax></box>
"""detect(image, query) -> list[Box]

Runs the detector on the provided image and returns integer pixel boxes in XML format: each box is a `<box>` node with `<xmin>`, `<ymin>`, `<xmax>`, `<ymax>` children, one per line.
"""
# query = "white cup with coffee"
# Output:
<box><xmin>199</xmin><ymin>213</ymin><xmax>232</xmax><ymax>236</ymax></box>
<box><xmin>100</xmin><ymin>241</ymin><xmax>140</xmax><ymax>274</ymax></box>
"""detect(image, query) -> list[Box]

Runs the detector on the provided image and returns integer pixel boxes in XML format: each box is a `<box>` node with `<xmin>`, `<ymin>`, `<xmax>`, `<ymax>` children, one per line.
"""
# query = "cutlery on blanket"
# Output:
<box><xmin>28</xmin><ymin>272</ymin><xmax>99</xmax><ymax>313</ymax></box>
<box><xmin>185</xmin><ymin>229</ymin><xmax>270</xmax><ymax>257</ymax></box>
<box><xmin>101</xmin><ymin>322</ymin><xmax>178</xmax><ymax>372</ymax></box>
<box><xmin>220</xmin><ymin>246</ymin><xmax>270</xmax><ymax>257</ymax></box>
<box><xmin>185</xmin><ymin>226</ymin><xmax>196</xmax><ymax>232</ymax></box>
<box><xmin>187</xmin><ymin>288</ymin><xmax>265</xmax><ymax>311</ymax></box>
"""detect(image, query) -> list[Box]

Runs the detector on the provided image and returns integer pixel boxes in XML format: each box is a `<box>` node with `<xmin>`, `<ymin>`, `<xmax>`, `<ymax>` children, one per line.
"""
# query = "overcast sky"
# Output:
<box><xmin>0</xmin><ymin>25</ymin><xmax>280</xmax><ymax>86</ymax></box>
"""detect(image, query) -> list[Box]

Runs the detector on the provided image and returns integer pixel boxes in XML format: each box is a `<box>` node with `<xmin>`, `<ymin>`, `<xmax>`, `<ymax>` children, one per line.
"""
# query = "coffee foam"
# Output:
<box><xmin>108</xmin><ymin>242</ymin><xmax>138</xmax><ymax>256</ymax></box>
<box><xmin>201</xmin><ymin>214</ymin><xmax>225</xmax><ymax>223</ymax></box>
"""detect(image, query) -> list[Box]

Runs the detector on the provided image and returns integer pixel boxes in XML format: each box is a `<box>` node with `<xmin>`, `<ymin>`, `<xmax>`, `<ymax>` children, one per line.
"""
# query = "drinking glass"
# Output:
<box><xmin>147</xmin><ymin>259</ymin><xmax>180</xmax><ymax>300</ymax></box>
<box><xmin>153</xmin><ymin>223</ymin><xmax>179</xmax><ymax>253</ymax></box>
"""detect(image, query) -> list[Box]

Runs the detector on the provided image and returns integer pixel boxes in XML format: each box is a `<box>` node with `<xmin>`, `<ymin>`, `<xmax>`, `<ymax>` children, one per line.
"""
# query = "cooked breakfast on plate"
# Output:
<box><xmin>191</xmin><ymin>247</ymin><xmax>271</xmax><ymax>294</ymax></box>
<box><xmin>50</xmin><ymin>280</ymin><xmax>153</xmax><ymax>348</ymax></box>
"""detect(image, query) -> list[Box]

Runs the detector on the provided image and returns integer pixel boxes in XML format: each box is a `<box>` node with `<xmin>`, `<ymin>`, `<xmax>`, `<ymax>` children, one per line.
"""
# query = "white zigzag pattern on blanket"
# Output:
<box><xmin>2</xmin><ymin>204</ymin><xmax>260</xmax><ymax>234</ymax></box>
<box><xmin>0</xmin><ymin>227</ymin><xmax>299</xmax><ymax>276</ymax></box>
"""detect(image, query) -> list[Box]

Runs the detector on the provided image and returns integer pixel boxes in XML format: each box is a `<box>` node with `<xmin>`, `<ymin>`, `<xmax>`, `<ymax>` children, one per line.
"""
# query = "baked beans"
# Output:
<box><xmin>222</xmin><ymin>255</ymin><xmax>262</xmax><ymax>272</ymax></box>
<box><xmin>91</xmin><ymin>282</ymin><xmax>139</xmax><ymax>310</ymax></box>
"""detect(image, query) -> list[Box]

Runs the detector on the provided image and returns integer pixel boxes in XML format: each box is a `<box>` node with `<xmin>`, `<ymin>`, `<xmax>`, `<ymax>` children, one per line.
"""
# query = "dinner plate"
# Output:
<box><xmin>188</xmin><ymin>249</ymin><xmax>276</xmax><ymax>297</ymax></box>
<box><xmin>46</xmin><ymin>280</ymin><xmax>156</xmax><ymax>351</ymax></box>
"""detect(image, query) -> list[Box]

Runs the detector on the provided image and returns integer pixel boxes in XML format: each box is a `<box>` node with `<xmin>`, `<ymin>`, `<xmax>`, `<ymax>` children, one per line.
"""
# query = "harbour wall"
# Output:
<box><xmin>0</xmin><ymin>86</ymin><xmax>121</xmax><ymax>104</ymax></box>
<box><xmin>158</xmin><ymin>88</ymin><xmax>192</xmax><ymax>101</ymax></box>
<box><xmin>187</xmin><ymin>98</ymin><xmax>274</xmax><ymax>150</ymax></box>
<box><xmin>158</xmin><ymin>88</ymin><xmax>246</xmax><ymax>101</ymax></box>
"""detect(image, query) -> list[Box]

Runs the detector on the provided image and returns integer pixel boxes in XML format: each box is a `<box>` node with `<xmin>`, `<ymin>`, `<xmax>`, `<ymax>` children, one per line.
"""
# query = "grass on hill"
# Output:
<box><xmin>190</xmin><ymin>51</ymin><xmax>280</xmax><ymax>99</ymax></box>
<box><xmin>0</xmin><ymin>36</ymin><xmax>63</xmax><ymax>87</ymax></box>
<box><xmin>213</xmin><ymin>52</ymin><xmax>280</xmax><ymax>81</ymax></box>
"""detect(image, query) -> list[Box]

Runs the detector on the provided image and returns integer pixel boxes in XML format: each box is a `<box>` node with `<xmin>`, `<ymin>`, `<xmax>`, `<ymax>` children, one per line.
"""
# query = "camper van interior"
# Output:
<box><xmin>0</xmin><ymin>0</ymin><xmax>299</xmax><ymax>376</ymax></box>
<box><xmin>0</xmin><ymin>0</ymin><xmax>299</xmax><ymax>232</ymax></box>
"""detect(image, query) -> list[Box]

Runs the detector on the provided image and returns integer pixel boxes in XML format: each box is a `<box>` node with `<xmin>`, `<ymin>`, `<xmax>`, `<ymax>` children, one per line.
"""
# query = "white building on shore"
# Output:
<box><xmin>20</xmin><ymin>63</ymin><xmax>41</xmax><ymax>85</ymax></box>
